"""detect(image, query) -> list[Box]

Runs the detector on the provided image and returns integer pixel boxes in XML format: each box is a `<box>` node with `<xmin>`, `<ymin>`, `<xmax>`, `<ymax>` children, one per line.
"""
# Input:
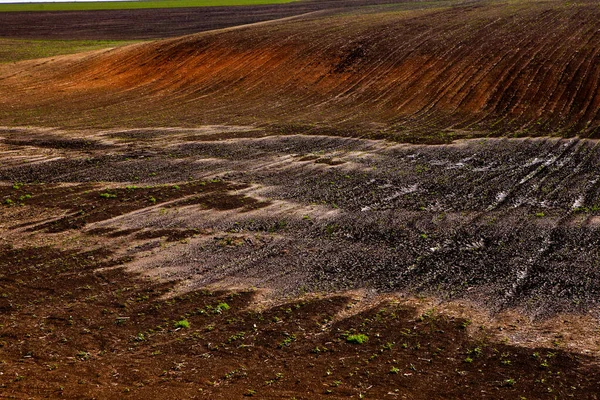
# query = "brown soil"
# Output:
<box><xmin>0</xmin><ymin>0</ymin><xmax>598</xmax><ymax>139</ymax></box>
<box><xmin>5</xmin><ymin>128</ymin><xmax>600</xmax><ymax>319</ymax></box>
<box><xmin>0</xmin><ymin>0</ymin><xmax>412</xmax><ymax>40</ymax></box>
<box><xmin>2</xmin><ymin>244</ymin><xmax>600</xmax><ymax>399</ymax></box>
<box><xmin>0</xmin><ymin>181</ymin><xmax>262</xmax><ymax>233</ymax></box>
<box><xmin>1</xmin><ymin>0</ymin><xmax>600</xmax><ymax>397</ymax></box>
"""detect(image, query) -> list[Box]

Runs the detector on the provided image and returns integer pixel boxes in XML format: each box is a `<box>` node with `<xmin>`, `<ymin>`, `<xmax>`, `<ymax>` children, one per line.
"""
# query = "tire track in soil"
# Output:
<box><xmin>6</xmin><ymin>129</ymin><xmax>600</xmax><ymax>317</ymax></box>
<box><xmin>5</xmin><ymin>128</ymin><xmax>600</xmax><ymax>396</ymax></box>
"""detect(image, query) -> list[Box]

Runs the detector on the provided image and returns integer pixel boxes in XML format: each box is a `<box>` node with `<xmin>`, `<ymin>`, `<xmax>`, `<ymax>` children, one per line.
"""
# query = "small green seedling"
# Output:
<box><xmin>214</xmin><ymin>302</ymin><xmax>230</xmax><ymax>314</ymax></box>
<box><xmin>174</xmin><ymin>319</ymin><xmax>190</xmax><ymax>329</ymax></box>
<box><xmin>346</xmin><ymin>334</ymin><xmax>369</xmax><ymax>344</ymax></box>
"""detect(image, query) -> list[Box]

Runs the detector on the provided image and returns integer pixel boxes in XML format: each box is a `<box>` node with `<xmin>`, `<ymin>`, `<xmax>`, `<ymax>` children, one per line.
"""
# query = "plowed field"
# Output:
<box><xmin>0</xmin><ymin>0</ymin><xmax>598</xmax><ymax>138</ymax></box>
<box><xmin>1</xmin><ymin>0</ymin><xmax>600</xmax><ymax>398</ymax></box>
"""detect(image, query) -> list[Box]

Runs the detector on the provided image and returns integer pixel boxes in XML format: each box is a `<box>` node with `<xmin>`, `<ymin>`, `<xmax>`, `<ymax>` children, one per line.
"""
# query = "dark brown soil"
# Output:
<box><xmin>0</xmin><ymin>0</ymin><xmax>413</xmax><ymax>40</ymax></box>
<box><xmin>2</xmin><ymin>136</ymin><xmax>111</xmax><ymax>150</ymax></box>
<box><xmin>0</xmin><ymin>181</ymin><xmax>260</xmax><ymax>233</ymax></box>
<box><xmin>315</xmin><ymin>158</ymin><xmax>346</xmax><ymax>166</ymax></box>
<box><xmin>1</xmin><ymin>244</ymin><xmax>600</xmax><ymax>399</ymax></box>
<box><xmin>1</xmin><ymin>0</ymin><xmax>600</xmax><ymax>397</ymax></box>
<box><xmin>133</xmin><ymin>228</ymin><xmax>203</xmax><ymax>242</ymax></box>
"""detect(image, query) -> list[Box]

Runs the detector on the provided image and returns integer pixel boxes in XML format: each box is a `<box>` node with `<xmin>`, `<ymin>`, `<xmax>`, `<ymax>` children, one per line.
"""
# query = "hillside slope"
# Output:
<box><xmin>0</xmin><ymin>0</ymin><xmax>598</xmax><ymax>140</ymax></box>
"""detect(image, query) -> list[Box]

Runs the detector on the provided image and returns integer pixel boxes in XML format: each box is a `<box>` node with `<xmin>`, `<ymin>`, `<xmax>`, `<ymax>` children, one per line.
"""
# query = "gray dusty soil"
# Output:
<box><xmin>3</xmin><ymin>127</ymin><xmax>600</xmax><ymax>320</ymax></box>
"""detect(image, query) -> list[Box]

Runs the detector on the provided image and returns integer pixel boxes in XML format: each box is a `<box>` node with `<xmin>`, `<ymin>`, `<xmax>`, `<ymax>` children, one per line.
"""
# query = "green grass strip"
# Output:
<box><xmin>0</xmin><ymin>0</ymin><xmax>296</xmax><ymax>12</ymax></box>
<box><xmin>0</xmin><ymin>38</ymin><xmax>141</xmax><ymax>63</ymax></box>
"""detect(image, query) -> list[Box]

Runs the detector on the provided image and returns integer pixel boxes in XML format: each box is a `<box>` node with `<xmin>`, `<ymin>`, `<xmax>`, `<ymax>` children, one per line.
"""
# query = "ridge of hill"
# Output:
<box><xmin>0</xmin><ymin>0</ymin><xmax>598</xmax><ymax>140</ymax></box>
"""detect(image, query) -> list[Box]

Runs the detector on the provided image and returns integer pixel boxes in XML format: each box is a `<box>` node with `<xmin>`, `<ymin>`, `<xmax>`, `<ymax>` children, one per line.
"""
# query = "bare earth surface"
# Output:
<box><xmin>2</xmin><ymin>126</ymin><xmax>600</xmax><ymax>398</ymax></box>
<box><xmin>1</xmin><ymin>0</ymin><xmax>600</xmax><ymax>398</ymax></box>
<box><xmin>0</xmin><ymin>0</ymin><xmax>411</xmax><ymax>40</ymax></box>
<box><xmin>0</xmin><ymin>0</ymin><xmax>597</xmax><ymax>138</ymax></box>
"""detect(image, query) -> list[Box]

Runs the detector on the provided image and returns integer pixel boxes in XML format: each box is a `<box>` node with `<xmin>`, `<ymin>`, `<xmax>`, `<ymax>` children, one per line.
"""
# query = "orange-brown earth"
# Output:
<box><xmin>0</xmin><ymin>0</ymin><xmax>598</xmax><ymax>140</ymax></box>
<box><xmin>2</xmin><ymin>0</ymin><xmax>600</xmax><ymax>398</ymax></box>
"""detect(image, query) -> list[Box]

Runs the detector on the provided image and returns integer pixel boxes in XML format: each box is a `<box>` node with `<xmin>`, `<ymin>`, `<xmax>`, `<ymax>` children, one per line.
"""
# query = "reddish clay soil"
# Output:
<box><xmin>0</xmin><ymin>0</ymin><xmax>597</xmax><ymax>140</ymax></box>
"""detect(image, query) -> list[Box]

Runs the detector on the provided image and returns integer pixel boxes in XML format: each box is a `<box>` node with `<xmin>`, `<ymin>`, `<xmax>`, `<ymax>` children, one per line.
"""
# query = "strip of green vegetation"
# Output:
<box><xmin>0</xmin><ymin>0</ymin><xmax>296</xmax><ymax>12</ymax></box>
<box><xmin>0</xmin><ymin>38</ymin><xmax>141</xmax><ymax>63</ymax></box>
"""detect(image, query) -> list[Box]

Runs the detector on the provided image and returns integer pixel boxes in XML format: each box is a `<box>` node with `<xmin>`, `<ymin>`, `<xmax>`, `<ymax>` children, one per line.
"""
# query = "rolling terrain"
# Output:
<box><xmin>0</xmin><ymin>0</ymin><xmax>598</xmax><ymax>138</ymax></box>
<box><xmin>1</xmin><ymin>0</ymin><xmax>600</xmax><ymax>398</ymax></box>
<box><xmin>0</xmin><ymin>0</ymin><xmax>408</xmax><ymax>40</ymax></box>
